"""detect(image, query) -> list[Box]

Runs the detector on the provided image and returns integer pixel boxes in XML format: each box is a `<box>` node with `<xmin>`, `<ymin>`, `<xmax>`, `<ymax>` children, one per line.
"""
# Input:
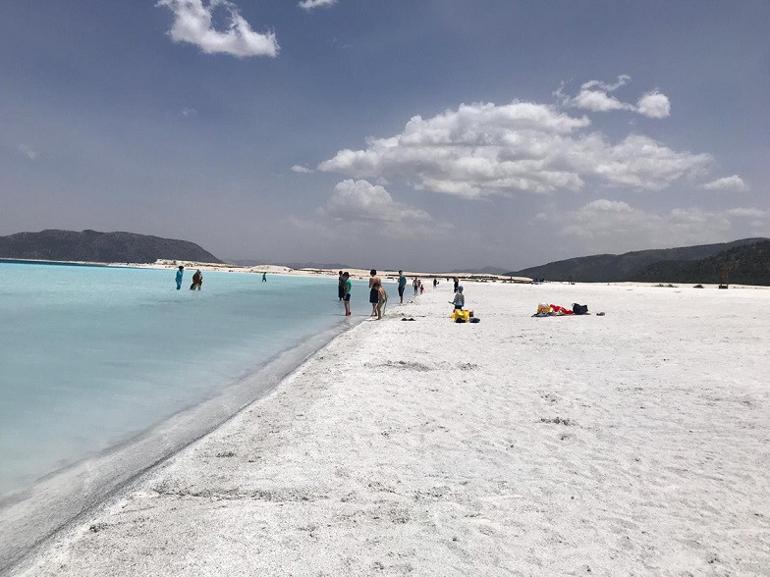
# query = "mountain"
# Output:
<box><xmin>510</xmin><ymin>238</ymin><xmax>767</xmax><ymax>282</ymax></box>
<box><xmin>632</xmin><ymin>239</ymin><xmax>770</xmax><ymax>285</ymax></box>
<box><xmin>0</xmin><ymin>229</ymin><xmax>221</xmax><ymax>264</ymax></box>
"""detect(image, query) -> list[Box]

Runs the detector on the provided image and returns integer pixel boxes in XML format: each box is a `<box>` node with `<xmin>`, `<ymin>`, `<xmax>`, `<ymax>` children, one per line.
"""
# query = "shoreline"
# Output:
<box><xmin>0</xmin><ymin>315</ymin><xmax>365</xmax><ymax>574</ymax></box>
<box><xmin>5</xmin><ymin>282</ymin><xmax>770</xmax><ymax>575</ymax></box>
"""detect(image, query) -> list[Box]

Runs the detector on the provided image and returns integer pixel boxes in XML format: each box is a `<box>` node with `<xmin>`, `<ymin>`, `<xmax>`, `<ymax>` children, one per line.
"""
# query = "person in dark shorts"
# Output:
<box><xmin>343</xmin><ymin>272</ymin><xmax>352</xmax><ymax>316</ymax></box>
<box><xmin>397</xmin><ymin>270</ymin><xmax>407</xmax><ymax>304</ymax></box>
<box><xmin>368</xmin><ymin>269</ymin><xmax>380</xmax><ymax>317</ymax></box>
<box><xmin>338</xmin><ymin>271</ymin><xmax>345</xmax><ymax>301</ymax></box>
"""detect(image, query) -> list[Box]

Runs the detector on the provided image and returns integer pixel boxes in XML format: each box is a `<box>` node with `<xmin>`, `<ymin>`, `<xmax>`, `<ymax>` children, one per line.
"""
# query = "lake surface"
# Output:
<box><xmin>0</xmin><ymin>263</ymin><xmax>372</xmax><ymax>498</ymax></box>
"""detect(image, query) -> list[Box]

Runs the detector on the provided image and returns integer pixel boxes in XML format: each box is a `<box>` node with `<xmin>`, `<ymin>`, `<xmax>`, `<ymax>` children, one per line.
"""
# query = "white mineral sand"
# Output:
<box><xmin>10</xmin><ymin>282</ymin><xmax>770</xmax><ymax>576</ymax></box>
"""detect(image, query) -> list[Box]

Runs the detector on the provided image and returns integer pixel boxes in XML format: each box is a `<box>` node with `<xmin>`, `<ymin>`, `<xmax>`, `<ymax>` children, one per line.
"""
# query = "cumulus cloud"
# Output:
<box><xmin>157</xmin><ymin>0</ymin><xmax>279</xmax><ymax>58</ymax></box>
<box><xmin>298</xmin><ymin>0</ymin><xmax>337</xmax><ymax>10</ymax></box>
<box><xmin>557</xmin><ymin>76</ymin><xmax>671</xmax><ymax>118</ymax></box>
<box><xmin>17</xmin><ymin>144</ymin><xmax>38</xmax><ymax>160</ymax></box>
<box><xmin>636</xmin><ymin>91</ymin><xmax>671</xmax><ymax>119</ymax></box>
<box><xmin>319</xmin><ymin>100</ymin><xmax>711</xmax><ymax>199</ymax></box>
<box><xmin>290</xmin><ymin>164</ymin><xmax>313</xmax><ymax>173</ymax></box>
<box><xmin>557</xmin><ymin>199</ymin><xmax>769</xmax><ymax>252</ymax></box>
<box><xmin>702</xmin><ymin>175</ymin><xmax>749</xmax><ymax>192</ymax></box>
<box><xmin>289</xmin><ymin>180</ymin><xmax>449</xmax><ymax>240</ymax></box>
<box><xmin>726</xmin><ymin>207</ymin><xmax>766</xmax><ymax>218</ymax></box>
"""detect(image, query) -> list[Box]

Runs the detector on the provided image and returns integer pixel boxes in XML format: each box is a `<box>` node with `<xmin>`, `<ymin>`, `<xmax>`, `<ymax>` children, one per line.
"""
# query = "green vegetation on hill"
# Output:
<box><xmin>632</xmin><ymin>240</ymin><xmax>770</xmax><ymax>285</ymax></box>
<box><xmin>510</xmin><ymin>238</ymin><xmax>767</xmax><ymax>283</ymax></box>
<box><xmin>0</xmin><ymin>230</ymin><xmax>221</xmax><ymax>264</ymax></box>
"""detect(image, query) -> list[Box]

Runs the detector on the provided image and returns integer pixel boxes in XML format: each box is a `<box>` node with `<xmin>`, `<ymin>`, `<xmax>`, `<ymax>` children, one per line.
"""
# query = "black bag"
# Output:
<box><xmin>572</xmin><ymin>303</ymin><xmax>588</xmax><ymax>315</ymax></box>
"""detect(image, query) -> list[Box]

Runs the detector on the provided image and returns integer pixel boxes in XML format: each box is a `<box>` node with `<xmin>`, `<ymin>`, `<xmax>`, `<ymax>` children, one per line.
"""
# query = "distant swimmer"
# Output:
<box><xmin>190</xmin><ymin>269</ymin><xmax>203</xmax><ymax>291</ymax></box>
<box><xmin>175</xmin><ymin>265</ymin><xmax>184</xmax><ymax>290</ymax></box>
<box><xmin>262</xmin><ymin>271</ymin><xmax>267</xmax><ymax>283</ymax></box>
<box><xmin>343</xmin><ymin>272</ymin><xmax>352</xmax><ymax>316</ymax></box>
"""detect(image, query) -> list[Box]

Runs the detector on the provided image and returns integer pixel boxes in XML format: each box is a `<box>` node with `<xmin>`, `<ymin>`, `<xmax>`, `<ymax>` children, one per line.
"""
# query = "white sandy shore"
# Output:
<box><xmin>9</xmin><ymin>282</ymin><xmax>770</xmax><ymax>576</ymax></box>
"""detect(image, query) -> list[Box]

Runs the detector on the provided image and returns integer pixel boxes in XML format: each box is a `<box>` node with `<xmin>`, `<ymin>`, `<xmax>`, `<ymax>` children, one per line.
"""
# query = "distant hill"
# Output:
<box><xmin>0</xmin><ymin>229</ymin><xmax>221</xmax><ymax>264</ymax></box>
<box><xmin>632</xmin><ymin>240</ymin><xmax>770</xmax><ymax>285</ymax></box>
<box><xmin>510</xmin><ymin>238</ymin><xmax>767</xmax><ymax>282</ymax></box>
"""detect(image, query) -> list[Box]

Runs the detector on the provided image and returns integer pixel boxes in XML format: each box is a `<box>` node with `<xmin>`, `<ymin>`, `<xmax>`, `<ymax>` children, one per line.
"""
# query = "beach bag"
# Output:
<box><xmin>572</xmin><ymin>303</ymin><xmax>588</xmax><ymax>315</ymax></box>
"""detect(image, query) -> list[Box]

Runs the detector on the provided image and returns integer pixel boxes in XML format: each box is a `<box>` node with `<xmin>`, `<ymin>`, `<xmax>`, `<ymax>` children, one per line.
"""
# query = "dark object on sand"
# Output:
<box><xmin>596</xmin><ymin>312</ymin><xmax>606</xmax><ymax>316</ymax></box>
<box><xmin>694</xmin><ymin>284</ymin><xmax>704</xmax><ymax>288</ymax></box>
<box><xmin>572</xmin><ymin>303</ymin><xmax>589</xmax><ymax>315</ymax></box>
<box><xmin>470</xmin><ymin>317</ymin><xmax>481</xmax><ymax>323</ymax></box>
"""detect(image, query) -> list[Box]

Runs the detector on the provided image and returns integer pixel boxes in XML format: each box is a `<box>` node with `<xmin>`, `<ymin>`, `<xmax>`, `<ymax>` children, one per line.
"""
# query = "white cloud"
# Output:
<box><xmin>637</xmin><ymin>91</ymin><xmax>671</xmax><ymax>119</ymax></box>
<box><xmin>296</xmin><ymin>179</ymin><xmax>449</xmax><ymax>240</ymax></box>
<box><xmin>557</xmin><ymin>199</ymin><xmax>769</xmax><ymax>252</ymax></box>
<box><xmin>180</xmin><ymin>107</ymin><xmax>198</xmax><ymax>117</ymax></box>
<box><xmin>726</xmin><ymin>207</ymin><xmax>766</xmax><ymax>218</ymax></box>
<box><xmin>17</xmin><ymin>144</ymin><xmax>38</xmax><ymax>160</ymax></box>
<box><xmin>157</xmin><ymin>0</ymin><xmax>279</xmax><ymax>58</ymax></box>
<box><xmin>557</xmin><ymin>76</ymin><xmax>671</xmax><ymax>118</ymax></box>
<box><xmin>702</xmin><ymin>175</ymin><xmax>749</xmax><ymax>192</ymax></box>
<box><xmin>319</xmin><ymin>100</ymin><xmax>711</xmax><ymax>199</ymax></box>
<box><xmin>298</xmin><ymin>0</ymin><xmax>337</xmax><ymax>10</ymax></box>
<box><xmin>290</xmin><ymin>164</ymin><xmax>313</xmax><ymax>173</ymax></box>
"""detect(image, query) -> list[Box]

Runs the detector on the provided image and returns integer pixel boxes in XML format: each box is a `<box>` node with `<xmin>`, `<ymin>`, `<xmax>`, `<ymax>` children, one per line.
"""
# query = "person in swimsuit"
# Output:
<box><xmin>343</xmin><ymin>272</ymin><xmax>352</xmax><ymax>316</ymax></box>
<box><xmin>368</xmin><ymin>269</ymin><xmax>380</xmax><ymax>317</ymax></box>
<box><xmin>338</xmin><ymin>271</ymin><xmax>345</xmax><ymax>301</ymax></box>
<box><xmin>397</xmin><ymin>270</ymin><xmax>407</xmax><ymax>304</ymax></box>
<box><xmin>175</xmin><ymin>265</ymin><xmax>184</xmax><ymax>290</ymax></box>
<box><xmin>375</xmin><ymin>280</ymin><xmax>388</xmax><ymax>320</ymax></box>
<box><xmin>190</xmin><ymin>269</ymin><xmax>203</xmax><ymax>290</ymax></box>
<box><xmin>262</xmin><ymin>272</ymin><xmax>267</xmax><ymax>283</ymax></box>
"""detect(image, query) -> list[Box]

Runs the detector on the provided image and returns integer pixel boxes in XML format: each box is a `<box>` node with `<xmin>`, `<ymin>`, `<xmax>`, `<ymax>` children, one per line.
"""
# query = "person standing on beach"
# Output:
<box><xmin>338</xmin><ymin>271</ymin><xmax>345</xmax><ymax>301</ymax></box>
<box><xmin>175</xmin><ymin>266</ymin><xmax>184</xmax><ymax>290</ymax></box>
<box><xmin>433</xmin><ymin>277</ymin><xmax>438</xmax><ymax>288</ymax></box>
<box><xmin>413</xmin><ymin>277</ymin><xmax>419</xmax><ymax>296</ymax></box>
<box><xmin>369</xmin><ymin>269</ymin><xmax>380</xmax><ymax>317</ymax></box>
<box><xmin>453</xmin><ymin>277</ymin><xmax>460</xmax><ymax>293</ymax></box>
<box><xmin>262</xmin><ymin>272</ymin><xmax>267</xmax><ymax>283</ymax></box>
<box><xmin>343</xmin><ymin>272</ymin><xmax>352</xmax><ymax>316</ymax></box>
<box><xmin>397</xmin><ymin>270</ymin><xmax>407</xmax><ymax>304</ymax></box>
<box><xmin>375</xmin><ymin>280</ymin><xmax>388</xmax><ymax>320</ymax></box>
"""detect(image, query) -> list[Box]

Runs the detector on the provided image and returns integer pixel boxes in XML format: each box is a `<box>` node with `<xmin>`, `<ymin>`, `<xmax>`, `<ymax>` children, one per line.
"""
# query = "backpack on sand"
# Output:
<box><xmin>572</xmin><ymin>303</ymin><xmax>589</xmax><ymax>315</ymax></box>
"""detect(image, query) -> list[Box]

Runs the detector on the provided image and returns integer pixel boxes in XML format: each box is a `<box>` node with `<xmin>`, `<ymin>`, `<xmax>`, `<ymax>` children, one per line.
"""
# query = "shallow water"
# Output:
<box><xmin>0</xmin><ymin>263</ymin><xmax>373</xmax><ymax>498</ymax></box>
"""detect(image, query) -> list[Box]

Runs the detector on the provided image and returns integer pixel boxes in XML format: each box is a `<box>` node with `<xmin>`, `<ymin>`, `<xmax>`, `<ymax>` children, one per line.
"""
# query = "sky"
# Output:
<box><xmin>1</xmin><ymin>0</ymin><xmax>768</xmax><ymax>271</ymax></box>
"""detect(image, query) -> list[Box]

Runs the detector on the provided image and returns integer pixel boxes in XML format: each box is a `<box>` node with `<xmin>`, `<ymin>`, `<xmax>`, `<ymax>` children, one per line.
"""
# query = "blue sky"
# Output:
<box><xmin>1</xmin><ymin>0</ymin><xmax>768</xmax><ymax>270</ymax></box>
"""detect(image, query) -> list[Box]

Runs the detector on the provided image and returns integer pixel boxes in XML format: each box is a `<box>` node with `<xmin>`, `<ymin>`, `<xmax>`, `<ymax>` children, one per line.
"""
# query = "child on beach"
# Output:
<box><xmin>343</xmin><ymin>272</ymin><xmax>352</xmax><ymax>316</ymax></box>
<box><xmin>451</xmin><ymin>285</ymin><xmax>464</xmax><ymax>310</ymax></box>
<box><xmin>375</xmin><ymin>281</ymin><xmax>388</xmax><ymax>320</ymax></box>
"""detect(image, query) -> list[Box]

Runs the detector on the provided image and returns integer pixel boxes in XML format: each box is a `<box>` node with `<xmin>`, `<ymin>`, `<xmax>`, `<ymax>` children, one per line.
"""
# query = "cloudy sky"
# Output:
<box><xmin>1</xmin><ymin>1</ymin><xmax>768</xmax><ymax>270</ymax></box>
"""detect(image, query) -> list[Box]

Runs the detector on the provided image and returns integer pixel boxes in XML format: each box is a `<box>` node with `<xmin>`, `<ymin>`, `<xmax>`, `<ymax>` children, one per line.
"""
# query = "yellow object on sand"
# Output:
<box><xmin>451</xmin><ymin>309</ymin><xmax>472</xmax><ymax>322</ymax></box>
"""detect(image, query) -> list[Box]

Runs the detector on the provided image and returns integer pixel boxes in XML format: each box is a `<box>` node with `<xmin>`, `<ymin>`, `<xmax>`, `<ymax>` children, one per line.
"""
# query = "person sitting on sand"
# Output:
<box><xmin>368</xmin><ymin>269</ymin><xmax>380</xmax><ymax>317</ymax></box>
<box><xmin>451</xmin><ymin>285</ymin><xmax>464</xmax><ymax>310</ymax></box>
<box><xmin>375</xmin><ymin>280</ymin><xmax>388</xmax><ymax>320</ymax></box>
<box><xmin>343</xmin><ymin>272</ymin><xmax>352</xmax><ymax>316</ymax></box>
<box><xmin>175</xmin><ymin>265</ymin><xmax>184</xmax><ymax>290</ymax></box>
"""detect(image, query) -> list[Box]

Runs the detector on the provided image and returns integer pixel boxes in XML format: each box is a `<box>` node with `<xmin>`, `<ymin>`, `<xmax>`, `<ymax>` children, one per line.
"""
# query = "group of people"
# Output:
<box><xmin>175</xmin><ymin>266</ymin><xmax>203</xmax><ymax>291</ymax></box>
<box><xmin>337</xmin><ymin>270</ymin><xmax>461</xmax><ymax>320</ymax></box>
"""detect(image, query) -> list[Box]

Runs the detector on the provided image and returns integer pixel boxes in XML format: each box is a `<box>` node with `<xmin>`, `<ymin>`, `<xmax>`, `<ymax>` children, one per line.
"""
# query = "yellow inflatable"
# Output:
<box><xmin>451</xmin><ymin>309</ymin><xmax>472</xmax><ymax>322</ymax></box>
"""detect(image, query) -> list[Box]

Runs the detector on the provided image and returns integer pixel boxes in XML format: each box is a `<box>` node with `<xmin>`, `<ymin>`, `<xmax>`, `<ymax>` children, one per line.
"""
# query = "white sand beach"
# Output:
<box><xmin>10</xmin><ymin>282</ymin><xmax>770</xmax><ymax>576</ymax></box>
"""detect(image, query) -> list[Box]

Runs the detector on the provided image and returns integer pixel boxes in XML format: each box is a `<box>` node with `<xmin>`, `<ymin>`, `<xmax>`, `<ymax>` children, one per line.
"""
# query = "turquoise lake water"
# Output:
<box><xmin>0</xmin><ymin>263</ymin><xmax>374</xmax><ymax>498</ymax></box>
